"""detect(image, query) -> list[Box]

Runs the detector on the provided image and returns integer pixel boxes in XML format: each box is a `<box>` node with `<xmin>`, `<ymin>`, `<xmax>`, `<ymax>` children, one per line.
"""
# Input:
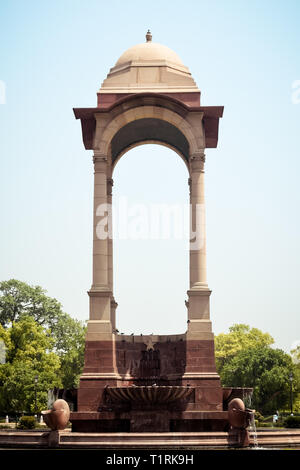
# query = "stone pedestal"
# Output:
<box><xmin>71</xmin><ymin>333</ymin><xmax>226</xmax><ymax>433</ymax></box>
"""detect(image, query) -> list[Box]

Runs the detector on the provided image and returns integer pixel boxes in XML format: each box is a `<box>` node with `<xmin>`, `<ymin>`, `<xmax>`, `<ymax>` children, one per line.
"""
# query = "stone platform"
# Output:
<box><xmin>70</xmin><ymin>410</ymin><xmax>228</xmax><ymax>433</ymax></box>
<box><xmin>1</xmin><ymin>429</ymin><xmax>300</xmax><ymax>449</ymax></box>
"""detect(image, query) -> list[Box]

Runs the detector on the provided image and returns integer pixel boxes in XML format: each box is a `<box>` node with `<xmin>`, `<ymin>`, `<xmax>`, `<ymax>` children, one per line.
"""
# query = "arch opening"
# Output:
<box><xmin>111</xmin><ymin>118</ymin><xmax>190</xmax><ymax>164</ymax></box>
<box><xmin>112</xmin><ymin>144</ymin><xmax>189</xmax><ymax>335</ymax></box>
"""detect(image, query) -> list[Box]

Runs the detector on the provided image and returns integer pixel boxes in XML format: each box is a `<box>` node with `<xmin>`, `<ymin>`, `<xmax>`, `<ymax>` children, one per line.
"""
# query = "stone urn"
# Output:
<box><xmin>42</xmin><ymin>399</ymin><xmax>70</xmax><ymax>431</ymax></box>
<box><xmin>227</xmin><ymin>398</ymin><xmax>255</xmax><ymax>447</ymax></box>
<box><xmin>228</xmin><ymin>397</ymin><xmax>254</xmax><ymax>429</ymax></box>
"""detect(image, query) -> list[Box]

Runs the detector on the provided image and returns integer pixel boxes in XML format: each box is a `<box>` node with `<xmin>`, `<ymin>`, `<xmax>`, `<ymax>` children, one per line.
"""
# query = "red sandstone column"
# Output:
<box><xmin>78</xmin><ymin>154</ymin><xmax>118</xmax><ymax>413</ymax></box>
<box><xmin>92</xmin><ymin>154</ymin><xmax>109</xmax><ymax>289</ymax></box>
<box><xmin>184</xmin><ymin>151</ymin><xmax>220</xmax><ymax>396</ymax></box>
<box><xmin>87</xmin><ymin>152</ymin><xmax>114</xmax><ymax>339</ymax></box>
<box><xmin>189</xmin><ymin>151</ymin><xmax>208</xmax><ymax>289</ymax></box>
<box><xmin>187</xmin><ymin>150</ymin><xmax>213</xmax><ymax>339</ymax></box>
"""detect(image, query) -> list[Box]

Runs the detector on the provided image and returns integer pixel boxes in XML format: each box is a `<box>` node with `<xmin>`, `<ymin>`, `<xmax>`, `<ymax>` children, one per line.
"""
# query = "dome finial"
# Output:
<box><xmin>146</xmin><ymin>29</ymin><xmax>152</xmax><ymax>42</ymax></box>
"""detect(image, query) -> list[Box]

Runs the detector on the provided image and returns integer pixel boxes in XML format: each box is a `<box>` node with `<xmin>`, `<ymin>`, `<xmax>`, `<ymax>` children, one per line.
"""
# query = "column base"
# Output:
<box><xmin>87</xmin><ymin>288</ymin><xmax>115</xmax><ymax>340</ymax></box>
<box><xmin>86</xmin><ymin>321</ymin><xmax>114</xmax><ymax>341</ymax></box>
<box><xmin>187</xmin><ymin>288</ymin><xmax>212</xmax><ymax>336</ymax></box>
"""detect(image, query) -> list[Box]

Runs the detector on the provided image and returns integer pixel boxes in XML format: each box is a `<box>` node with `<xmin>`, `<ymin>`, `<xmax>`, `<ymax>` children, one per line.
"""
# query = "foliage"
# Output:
<box><xmin>0</xmin><ymin>317</ymin><xmax>62</xmax><ymax>414</ymax></box>
<box><xmin>291</xmin><ymin>395</ymin><xmax>300</xmax><ymax>413</ymax></box>
<box><xmin>283</xmin><ymin>416</ymin><xmax>300</xmax><ymax>428</ymax></box>
<box><xmin>290</xmin><ymin>363</ymin><xmax>300</xmax><ymax>412</ymax></box>
<box><xmin>0</xmin><ymin>324</ymin><xmax>10</xmax><ymax>365</ymax></box>
<box><xmin>17</xmin><ymin>415</ymin><xmax>36</xmax><ymax>429</ymax></box>
<box><xmin>257</xmin><ymin>422</ymin><xmax>272</xmax><ymax>428</ymax></box>
<box><xmin>0</xmin><ymin>280</ymin><xmax>86</xmax><ymax>389</ymax></box>
<box><xmin>220</xmin><ymin>346</ymin><xmax>294</xmax><ymax>415</ymax></box>
<box><xmin>0</xmin><ymin>279</ymin><xmax>63</xmax><ymax>330</ymax></box>
<box><xmin>255</xmin><ymin>411</ymin><xmax>264</xmax><ymax>421</ymax></box>
<box><xmin>54</xmin><ymin>313</ymin><xmax>86</xmax><ymax>389</ymax></box>
<box><xmin>215</xmin><ymin>324</ymin><xmax>274</xmax><ymax>373</ymax></box>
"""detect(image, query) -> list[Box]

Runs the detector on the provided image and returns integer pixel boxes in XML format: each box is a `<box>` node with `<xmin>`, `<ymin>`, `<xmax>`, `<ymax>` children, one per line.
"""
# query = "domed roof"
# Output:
<box><xmin>116</xmin><ymin>41</ymin><xmax>185</xmax><ymax>67</ymax></box>
<box><xmin>99</xmin><ymin>31</ymin><xmax>200</xmax><ymax>95</ymax></box>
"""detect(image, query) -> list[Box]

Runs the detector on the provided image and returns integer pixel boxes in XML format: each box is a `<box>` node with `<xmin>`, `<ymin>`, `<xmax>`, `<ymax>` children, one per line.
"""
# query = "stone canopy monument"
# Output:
<box><xmin>70</xmin><ymin>31</ymin><xmax>249</xmax><ymax>436</ymax></box>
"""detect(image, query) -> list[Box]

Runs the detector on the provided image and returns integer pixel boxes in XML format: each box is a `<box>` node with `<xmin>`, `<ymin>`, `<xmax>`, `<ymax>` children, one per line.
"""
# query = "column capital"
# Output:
<box><xmin>93</xmin><ymin>151</ymin><xmax>107</xmax><ymax>162</ymax></box>
<box><xmin>190</xmin><ymin>151</ymin><xmax>206</xmax><ymax>172</ymax></box>
<box><xmin>93</xmin><ymin>152</ymin><xmax>108</xmax><ymax>172</ymax></box>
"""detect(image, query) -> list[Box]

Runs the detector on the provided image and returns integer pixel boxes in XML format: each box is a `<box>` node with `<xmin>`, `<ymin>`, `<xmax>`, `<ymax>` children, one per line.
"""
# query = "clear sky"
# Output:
<box><xmin>0</xmin><ymin>0</ymin><xmax>299</xmax><ymax>353</ymax></box>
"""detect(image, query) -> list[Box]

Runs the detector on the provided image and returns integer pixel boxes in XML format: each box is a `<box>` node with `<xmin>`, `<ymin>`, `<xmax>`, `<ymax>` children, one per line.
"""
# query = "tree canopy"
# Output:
<box><xmin>0</xmin><ymin>280</ymin><xmax>86</xmax><ymax>413</ymax></box>
<box><xmin>53</xmin><ymin>313</ymin><xmax>86</xmax><ymax>388</ymax></box>
<box><xmin>0</xmin><ymin>279</ymin><xmax>63</xmax><ymax>329</ymax></box>
<box><xmin>214</xmin><ymin>323</ymin><xmax>274</xmax><ymax>372</ymax></box>
<box><xmin>220</xmin><ymin>346</ymin><xmax>294</xmax><ymax>414</ymax></box>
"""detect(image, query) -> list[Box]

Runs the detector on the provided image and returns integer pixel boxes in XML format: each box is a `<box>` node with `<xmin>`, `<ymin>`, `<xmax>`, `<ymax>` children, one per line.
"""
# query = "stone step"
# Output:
<box><xmin>60</xmin><ymin>431</ymin><xmax>231</xmax><ymax>447</ymax></box>
<box><xmin>1</xmin><ymin>430</ymin><xmax>300</xmax><ymax>448</ymax></box>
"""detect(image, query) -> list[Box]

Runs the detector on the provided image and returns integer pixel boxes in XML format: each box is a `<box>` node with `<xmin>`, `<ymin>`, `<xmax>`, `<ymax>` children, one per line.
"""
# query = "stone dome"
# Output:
<box><xmin>115</xmin><ymin>42</ymin><xmax>185</xmax><ymax>68</ymax></box>
<box><xmin>99</xmin><ymin>31</ymin><xmax>199</xmax><ymax>95</ymax></box>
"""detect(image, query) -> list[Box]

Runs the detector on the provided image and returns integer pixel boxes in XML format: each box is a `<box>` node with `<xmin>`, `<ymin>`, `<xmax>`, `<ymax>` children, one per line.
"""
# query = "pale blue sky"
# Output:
<box><xmin>0</xmin><ymin>0</ymin><xmax>299</xmax><ymax>352</ymax></box>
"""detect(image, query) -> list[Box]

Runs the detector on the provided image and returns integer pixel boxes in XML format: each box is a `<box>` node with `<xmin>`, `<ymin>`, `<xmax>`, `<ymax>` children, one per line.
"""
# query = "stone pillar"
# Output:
<box><xmin>87</xmin><ymin>152</ymin><xmax>113</xmax><ymax>340</ymax></box>
<box><xmin>187</xmin><ymin>150</ymin><xmax>212</xmax><ymax>339</ymax></box>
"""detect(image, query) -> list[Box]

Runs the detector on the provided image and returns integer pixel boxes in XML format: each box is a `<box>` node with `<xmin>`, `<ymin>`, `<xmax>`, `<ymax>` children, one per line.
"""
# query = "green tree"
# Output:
<box><xmin>0</xmin><ymin>279</ymin><xmax>63</xmax><ymax>328</ymax></box>
<box><xmin>0</xmin><ymin>324</ymin><xmax>10</xmax><ymax>363</ymax></box>
<box><xmin>0</xmin><ymin>279</ymin><xmax>86</xmax><ymax>388</ymax></box>
<box><xmin>215</xmin><ymin>324</ymin><xmax>274</xmax><ymax>373</ymax></box>
<box><xmin>0</xmin><ymin>317</ymin><xmax>62</xmax><ymax>414</ymax></box>
<box><xmin>290</xmin><ymin>346</ymin><xmax>300</xmax><ymax>412</ymax></box>
<box><xmin>221</xmin><ymin>346</ymin><xmax>294</xmax><ymax>414</ymax></box>
<box><xmin>53</xmin><ymin>313</ymin><xmax>86</xmax><ymax>389</ymax></box>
